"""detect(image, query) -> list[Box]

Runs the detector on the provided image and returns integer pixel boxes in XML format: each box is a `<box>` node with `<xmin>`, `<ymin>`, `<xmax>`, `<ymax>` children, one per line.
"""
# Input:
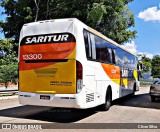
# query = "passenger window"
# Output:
<box><xmin>83</xmin><ymin>30</ymin><xmax>91</xmax><ymax>59</ymax></box>
<box><xmin>94</xmin><ymin>35</ymin><xmax>111</xmax><ymax>63</ymax></box>
<box><xmin>115</xmin><ymin>48</ymin><xmax>124</xmax><ymax>66</ymax></box>
<box><xmin>84</xmin><ymin>29</ymin><xmax>131</xmax><ymax>66</ymax></box>
<box><xmin>123</xmin><ymin>53</ymin><xmax>129</xmax><ymax>65</ymax></box>
<box><xmin>111</xmin><ymin>50</ymin><xmax>116</xmax><ymax>64</ymax></box>
<box><xmin>103</xmin><ymin>48</ymin><xmax>111</xmax><ymax>63</ymax></box>
<box><xmin>90</xmin><ymin>33</ymin><xmax>96</xmax><ymax>60</ymax></box>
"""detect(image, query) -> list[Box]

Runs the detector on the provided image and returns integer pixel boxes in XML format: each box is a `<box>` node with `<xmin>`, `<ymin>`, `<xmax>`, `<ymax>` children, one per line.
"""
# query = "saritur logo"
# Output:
<box><xmin>25</xmin><ymin>34</ymin><xmax>69</xmax><ymax>44</ymax></box>
<box><xmin>20</xmin><ymin>33</ymin><xmax>76</xmax><ymax>45</ymax></box>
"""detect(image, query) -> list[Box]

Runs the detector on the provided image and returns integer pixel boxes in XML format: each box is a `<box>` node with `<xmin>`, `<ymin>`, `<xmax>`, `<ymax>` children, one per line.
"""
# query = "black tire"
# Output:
<box><xmin>102</xmin><ymin>88</ymin><xmax>112</xmax><ymax>111</ymax></box>
<box><xmin>151</xmin><ymin>96</ymin><xmax>156</xmax><ymax>102</ymax></box>
<box><xmin>131</xmin><ymin>83</ymin><xmax>136</xmax><ymax>96</ymax></box>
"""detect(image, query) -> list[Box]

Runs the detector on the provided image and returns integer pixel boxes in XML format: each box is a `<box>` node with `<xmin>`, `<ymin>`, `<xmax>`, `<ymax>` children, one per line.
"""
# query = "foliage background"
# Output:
<box><xmin>0</xmin><ymin>0</ymin><xmax>159</xmax><ymax>86</ymax></box>
<box><xmin>0</xmin><ymin>39</ymin><xmax>18</xmax><ymax>87</ymax></box>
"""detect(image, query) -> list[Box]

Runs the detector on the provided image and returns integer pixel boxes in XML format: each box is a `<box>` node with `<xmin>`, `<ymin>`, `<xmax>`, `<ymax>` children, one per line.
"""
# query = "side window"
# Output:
<box><xmin>83</xmin><ymin>29</ymin><xmax>116</xmax><ymax>65</ymax></box>
<box><xmin>126</xmin><ymin>53</ymin><xmax>136</xmax><ymax>68</ymax></box>
<box><xmin>90</xmin><ymin>33</ymin><xmax>96</xmax><ymax>60</ymax></box>
<box><xmin>123</xmin><ymin>52</ymin><xmax>129</xmax><ymax>66</ymax></box>
<box><xmin>116</xmin><ymin>48</ymin><xmax>124</xmax><ymax>66</ymax></box>
<box><xmin>111</xmin><ymin>49</ymin><xmax>116</xmax><ymax>64</ymax></box>
<box><xmin>111</xmin><ymin>47</ymin><xmax>136</xmax><ymax>67</ymax></box>
<box><xmin>100</xmin><ymin>47</ymin><xmax>111</xmax><ymax>63</ymax></box>
<box><xmin>83</xmin><ymin>30</ymin><xmax>91</xmax><ymax>59</ymax></box>
<box><xmin>120</xmin><ymin>51</ymin><xmax>136</xmax><ymax>68</ymax></box>
<box><xmin>94</xmin><ymin>36</ymin><xmax>111</xmax><ymax>63</ymax></box>
<box><xmin>83</xmin><ymin>29</ymin><xmax>96</xmax><ymax>60</ymax></box>
<box><xmin>114</xmin><ymin>50</ymin><xmax>119</xmax><ymax>65</ymax></box>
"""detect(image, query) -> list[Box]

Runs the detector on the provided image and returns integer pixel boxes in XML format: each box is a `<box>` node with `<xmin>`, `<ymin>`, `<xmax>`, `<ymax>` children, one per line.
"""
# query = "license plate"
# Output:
<box><xmin>40</xmin><ymin>95</ymin><xmax>50</xmax><ymax>100</ymax></box>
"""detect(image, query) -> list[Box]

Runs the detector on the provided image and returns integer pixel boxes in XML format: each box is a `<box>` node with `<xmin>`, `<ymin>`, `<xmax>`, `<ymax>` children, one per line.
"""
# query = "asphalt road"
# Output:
<box><xmin>0</xmin><ymin>86</ymin><xmax>160</xmax><ymax>131</ymax></box>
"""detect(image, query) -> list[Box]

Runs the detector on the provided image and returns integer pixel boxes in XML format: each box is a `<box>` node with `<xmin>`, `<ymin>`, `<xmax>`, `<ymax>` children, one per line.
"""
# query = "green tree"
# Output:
<box><xmin>87</xmin><ymin>2</ymin><xmax>107</xmax><ymax>27</ymax></box>
<box><xmin>0</xmin><ymin>0</ymin><xmax>136</xmax><ymax>46</ymax></box>
<box><xmin>87</xmin><ymin>1</ymin><xmax>136</xmax><ymax>44</ymax></box>
<box><xmin>151</xmin><ymin>55</ymin><xmax>160</xmax><ymax>78</ymax></box>
<box><xmin>0</xmin><ymin>39</ymin><xmax>18</xmax><ymax>88</ymax></box>
<box><xmin>141</xmin><ymin>55</ymin><xmax>151</xmax><ymax>73</ymax></box>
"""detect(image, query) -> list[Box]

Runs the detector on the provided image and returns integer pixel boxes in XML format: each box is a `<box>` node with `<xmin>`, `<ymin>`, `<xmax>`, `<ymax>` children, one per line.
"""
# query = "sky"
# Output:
<box><xmin>0</xmin><ymin>0</ymin><xmax>160</xmax><ymax>59</ymax></box>
<box><xmin>0</xmin><ymin>6</ymin><xmax>6</xmax><ymax>39</ymax></box>
<box><xmin>125</xmin><ymin>0</ymin><xmax>160</xmax><ymax>59</ymax></box>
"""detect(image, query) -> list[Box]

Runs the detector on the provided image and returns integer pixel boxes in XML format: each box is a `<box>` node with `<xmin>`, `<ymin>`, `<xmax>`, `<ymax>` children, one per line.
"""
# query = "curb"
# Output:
<box><xmin>0</xmin><ymin>95</ymin><xmax>18</xmax><ymax>100</ymax></box>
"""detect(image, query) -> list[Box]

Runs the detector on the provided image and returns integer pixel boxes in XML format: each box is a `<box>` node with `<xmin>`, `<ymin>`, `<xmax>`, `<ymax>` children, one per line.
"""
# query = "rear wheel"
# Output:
<box><xmin>151</xmin><ymin>96</ymin><xmax>156</xmax><ymax>102</ymax></box>
<box><xmin>102</xmin><ymin>88</ymin><xmax>112</xmax><ymax>111</ymax></box>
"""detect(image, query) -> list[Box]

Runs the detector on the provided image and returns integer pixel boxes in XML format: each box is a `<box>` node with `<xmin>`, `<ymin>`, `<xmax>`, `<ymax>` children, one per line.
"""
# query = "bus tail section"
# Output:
<box><xmin>19</xmin><ymin>19</ymin><xmax>85</xmax><ymax>108</ymax></box>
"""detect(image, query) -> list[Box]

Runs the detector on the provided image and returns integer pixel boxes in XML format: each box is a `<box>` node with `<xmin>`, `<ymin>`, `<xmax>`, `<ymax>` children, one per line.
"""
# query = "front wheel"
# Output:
<box><xmin>131</xmin><ymin>83</ymin><xmax>136</xmax><ymax>96</ymax></box>
<box><xmin>103</xmin><ymin>88</ymin><xmax>112</xmax><ymax>111</ymax></box>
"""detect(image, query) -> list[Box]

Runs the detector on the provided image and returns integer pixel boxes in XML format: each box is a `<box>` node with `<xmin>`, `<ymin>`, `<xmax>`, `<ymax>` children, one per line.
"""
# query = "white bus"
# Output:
<box><xmin>18</xmin><ymin>18</ymin><xmax>139</xmax><ymax>110</ymax></box>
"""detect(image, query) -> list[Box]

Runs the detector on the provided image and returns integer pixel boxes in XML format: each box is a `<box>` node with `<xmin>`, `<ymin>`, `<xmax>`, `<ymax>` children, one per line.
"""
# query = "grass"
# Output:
<box><xmin>140</xmin><ymin>81</ymin><xmax>152</xmax><ymax>87</ymax></box>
